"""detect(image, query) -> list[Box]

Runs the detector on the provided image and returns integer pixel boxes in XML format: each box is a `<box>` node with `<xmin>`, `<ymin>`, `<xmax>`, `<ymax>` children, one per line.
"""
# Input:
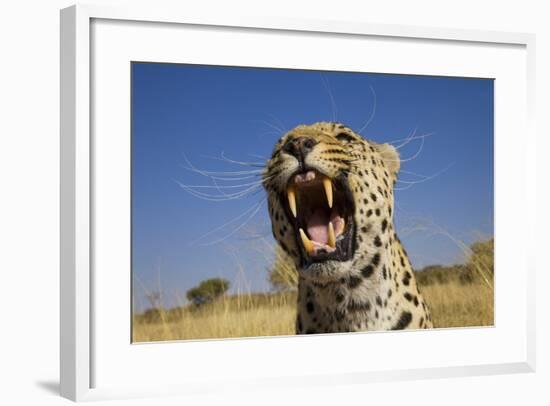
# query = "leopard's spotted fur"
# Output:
<box><xmin>262</xmin><ymin>122</ymin><xmax>433</xmax><ymax>334</ymax></box>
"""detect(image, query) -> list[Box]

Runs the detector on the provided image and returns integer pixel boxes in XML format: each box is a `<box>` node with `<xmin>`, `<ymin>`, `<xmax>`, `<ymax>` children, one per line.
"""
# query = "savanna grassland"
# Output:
<box><xmin>132</xmin><ymin>239</ymin><xmax>494</xmax><ymax>342</ymax></box>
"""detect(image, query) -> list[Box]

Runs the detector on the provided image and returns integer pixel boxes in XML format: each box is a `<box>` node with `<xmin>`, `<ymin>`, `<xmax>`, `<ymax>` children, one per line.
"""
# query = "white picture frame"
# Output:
<box><xmin>60</xmin><ymin>4</ymin><xmax>536</xmax><ymax>402</ymax></box>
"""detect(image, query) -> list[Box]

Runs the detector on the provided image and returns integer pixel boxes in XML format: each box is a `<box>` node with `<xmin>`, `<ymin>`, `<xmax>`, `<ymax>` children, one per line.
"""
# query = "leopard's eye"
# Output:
<box><xmin>336</xmin><ymin>133</ymin><xmax>355</xmax><ymax>143</ymax></box>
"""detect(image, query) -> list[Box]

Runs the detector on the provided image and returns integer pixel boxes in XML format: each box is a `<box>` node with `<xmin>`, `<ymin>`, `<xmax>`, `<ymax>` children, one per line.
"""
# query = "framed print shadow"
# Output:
<box><xmin>60</xmin><ymin>4</ymin><xmax>536</xmax><ymax>402</ymax></box>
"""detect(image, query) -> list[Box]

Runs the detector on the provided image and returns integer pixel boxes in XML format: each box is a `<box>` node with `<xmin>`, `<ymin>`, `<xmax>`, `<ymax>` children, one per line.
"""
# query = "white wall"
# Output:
<box><xmin>0</xmin><ymin>1</ymin><xmax>547</xmax><ymax>405</ymax></box>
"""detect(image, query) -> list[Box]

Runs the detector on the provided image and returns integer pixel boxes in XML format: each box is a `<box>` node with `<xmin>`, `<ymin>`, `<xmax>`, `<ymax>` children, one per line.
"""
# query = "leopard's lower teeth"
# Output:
<box><xmin>328</xmin><ymin>222</ymin><xmax>336</xmax><ymax>248</ymax></box>
<box><xmin>299</xmin><ymin>228</ymin><xmax>315</xmax><ymax>254</ymax></box>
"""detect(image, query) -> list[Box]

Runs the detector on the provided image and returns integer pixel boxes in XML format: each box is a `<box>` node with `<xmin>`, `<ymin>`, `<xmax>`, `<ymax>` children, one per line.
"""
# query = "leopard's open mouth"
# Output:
<box><xmin>282</xmin><ymin>169</ymin><xmax>356</xmax><ymax>268</ymax></box>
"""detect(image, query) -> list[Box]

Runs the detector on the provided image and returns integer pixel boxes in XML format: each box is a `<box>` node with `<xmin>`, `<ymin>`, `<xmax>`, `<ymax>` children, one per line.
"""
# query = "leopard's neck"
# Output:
<box><xmin>295</xmin><ymin>231</ymin><xmax>432</xmax><ymax>334</ymax></box>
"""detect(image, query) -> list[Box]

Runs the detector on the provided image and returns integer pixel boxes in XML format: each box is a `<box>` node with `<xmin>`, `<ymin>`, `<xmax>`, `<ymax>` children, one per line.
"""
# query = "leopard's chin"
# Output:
<box><xmin>298</xmin><ymin>258</ymin><xmax>355</xmax><ymax>284</ymax></box>
<box><xmin>279</xmin><ymin>168</ymin><xmax>357</xmax><ymax>270</ymax></box>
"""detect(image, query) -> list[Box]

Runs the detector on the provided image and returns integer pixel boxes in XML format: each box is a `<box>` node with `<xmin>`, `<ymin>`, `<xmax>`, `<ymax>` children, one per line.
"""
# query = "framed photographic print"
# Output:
<box><xmin>60</xmin><ymin>4</ymin><xmax>536</xmax><ymax>402</ymax></box>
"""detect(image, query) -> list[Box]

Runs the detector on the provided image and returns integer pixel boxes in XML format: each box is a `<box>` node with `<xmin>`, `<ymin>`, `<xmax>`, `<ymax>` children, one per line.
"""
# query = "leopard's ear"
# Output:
<box><xmin>375</xmin><ymin>143</ymin><xmax>400</xmax><ymax>176</ymax></box>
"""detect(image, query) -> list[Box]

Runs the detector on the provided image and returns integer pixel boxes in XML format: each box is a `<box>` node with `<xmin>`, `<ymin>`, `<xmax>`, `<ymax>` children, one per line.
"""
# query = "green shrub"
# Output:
<box><xmin>415</xmin><ymin>238</ymin><xmax>494</xmax><ymax>287</ymax></box>
<box><xmin>186</xmin><ymin>278</ymin><xmax>230</xmax><ymax>306</ymax></box>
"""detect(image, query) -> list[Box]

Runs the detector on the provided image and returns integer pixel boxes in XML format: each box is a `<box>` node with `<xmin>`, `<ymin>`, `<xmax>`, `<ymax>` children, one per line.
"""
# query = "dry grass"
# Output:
<box><xmin>133</xmin><ymin>293</ymin><xmax>297</xmax><ymax>342</ymax></box>
<box><xmin>134</xmin><ymin>228</ymin><xmax>494</xmax><ymax>341</ymax></box>
<box><xmin>133</xmin><ymin>278</ymin><xmax>493</xmax><ymax>342</ymax></box>
<box><xmin>420</xmin><ymin>281</ymin><xmax>493</xmax><ymax>328</ymax></box>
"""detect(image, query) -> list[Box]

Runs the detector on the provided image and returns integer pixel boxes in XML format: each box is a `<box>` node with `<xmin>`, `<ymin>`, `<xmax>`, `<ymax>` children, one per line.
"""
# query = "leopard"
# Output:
<box><xmin>262</xmin><ymin>121</ymin><xmax>433</xmax><ymax>334</ymax></box>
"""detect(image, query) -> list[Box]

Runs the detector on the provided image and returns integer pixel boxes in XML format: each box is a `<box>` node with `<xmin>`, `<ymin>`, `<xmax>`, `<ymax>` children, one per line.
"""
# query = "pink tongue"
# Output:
<box><xmin>307</xmin><ymin>209</ymin><xmax>329</xmax><ymax>244</ymax></box>
<box><xmin>307</xmin><ymin>209</ymin><xmax>345</xmax><ymax>246</ymax></box>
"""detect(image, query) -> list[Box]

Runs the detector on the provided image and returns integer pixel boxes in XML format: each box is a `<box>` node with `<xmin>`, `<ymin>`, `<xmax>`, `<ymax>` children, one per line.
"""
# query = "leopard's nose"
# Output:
<box><xmin>283</xmin><ymin>137</ymin><xmax>318</xmax><ymax>164</ymax></box>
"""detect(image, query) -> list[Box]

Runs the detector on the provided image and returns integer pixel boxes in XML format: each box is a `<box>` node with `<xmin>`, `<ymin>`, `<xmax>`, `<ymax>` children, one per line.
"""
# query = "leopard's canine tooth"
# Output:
<box><xmin>322</xmin><ymin>176</ymin><xmax>333</xmax><ymax>208</ymax></box>
<box><xmin>299</xmin><ymin>228</ymin><xmax>315</xmax><ymax>254</ymax></box>
<box><xmin>287</xmin><ymin>185</ymin><xmax>297</xmax><ymax>218</ymax></box>
<box><xmin>327</xmin><ymin>222</ymin><xmax>336</xmax><ymax>249</ymax></box>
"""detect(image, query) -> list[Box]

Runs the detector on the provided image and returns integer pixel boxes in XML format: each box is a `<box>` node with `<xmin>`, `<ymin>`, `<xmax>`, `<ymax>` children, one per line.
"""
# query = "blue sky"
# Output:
<box><xmin>131</xmin><ymin>62</ymin><xmax>493</xmax><ymax>311</ymax></box>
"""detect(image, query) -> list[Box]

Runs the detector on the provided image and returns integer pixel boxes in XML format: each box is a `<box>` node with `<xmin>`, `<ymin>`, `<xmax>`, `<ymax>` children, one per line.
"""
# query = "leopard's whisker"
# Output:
<box><xmin>206</xmin><ymin>151</ymin><xmax>266</xmax><ymax>168</ymax></box>
<box><xmin>397</xmin><ymin>134</ymin><xmax>426</xmax><ymax>163</ymax></box>
<box><xmin>202</xmin><ymin>174</ymin><xmax>261</xmax><ymax>181</ymax></box>
<box><xmin>190</xmin><ymin>197</ymin><xmax>267</xmax><ymax>246</ymax></box>
<box><xmin>390</xmin><ymin>131</ymin><xmax>435</xmax><ymax>150</ymax></box>
<box><xmin>175</xmin><ymin>179</ymin><xmax>268</xmax><ymax>190</ymax></box>
<box><xmin>248</xmin><ymin>153</ymin><xmax>269</xmax><ymax>161</ymax></box>
<box><xmin>357</xmin><ymin>84</ymin><xmax>377</xmax><ymax>134</ymax></box>
<box><xmin>180</xmin><ymin>154</ymin><xmax>265</xmax><ymax>196</ymax></box>
<box><xmin>178</xmin><ymin>189</ymin><xmax>259</xmax><ymax>201</ymax></box>
<box><xmin>380</xmin><ymin>134</ymin><xmax>427</xmax><ymax>164</ymax></box>
<box><xmin>179</xmin><ymin>155</ymin><xmax>272</xmax><ymax>189</ymax></box>
<box><xmin>267</xmin><ymin>113</ymin><xmax>288</xmax><ymax>134</ymax></box>
<box><xmin>181</xmin><ymin>152</ymin><xmax>264</xmax><ymax>177</ymax></box>
<box><xmin>384</xmin><ymin>126</ymin><xmax>417</xmax><ymax>150</ymax></box>
<box><xmin>197</xmin><ymin>197</ymin><xmax>267</xmax><ymax>247</ymax></box>
<box><xmin>320</xmin><ymin>73</ymin><xmax>338</xmax><ymax>122</ymax></box>
<box><xmin>254</xmin><ymin>119</ymin><xmax>285</xmax><ymax>135</ymax></box>
<box><xmin>174</xmin><ymin>170</ymin><xmax>276</xmax><ymax>202</ymax></box>
<box><xmin>400</xmin><ymin>169</ymin><xmax>433</xmax><ymax>179</ymax></box>
<box><xmin>181</xmin><ymin>165</ymin><xmax>264</xmax><ymax>176</ymax></box>
<box><xmin>394</xmin><ymin>183</ymin><xmax>416</xmax><ymax>191</ymax></box>
<box><xmin>396</xmin><ymin>164</ymin><xmax>454</xmax><ymax>185</ymax></box>
<box><xmin>174</xmin><ymin>180</ymin><xmax>264</xmax><ymax>201</ymax></box>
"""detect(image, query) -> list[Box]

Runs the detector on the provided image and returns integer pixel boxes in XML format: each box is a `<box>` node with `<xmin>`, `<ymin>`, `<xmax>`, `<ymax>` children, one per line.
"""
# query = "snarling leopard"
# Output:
<box><xmin>262</xmin><ymin>122</ymin><xmax>433</xmax><ymax>334</ymax></box>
